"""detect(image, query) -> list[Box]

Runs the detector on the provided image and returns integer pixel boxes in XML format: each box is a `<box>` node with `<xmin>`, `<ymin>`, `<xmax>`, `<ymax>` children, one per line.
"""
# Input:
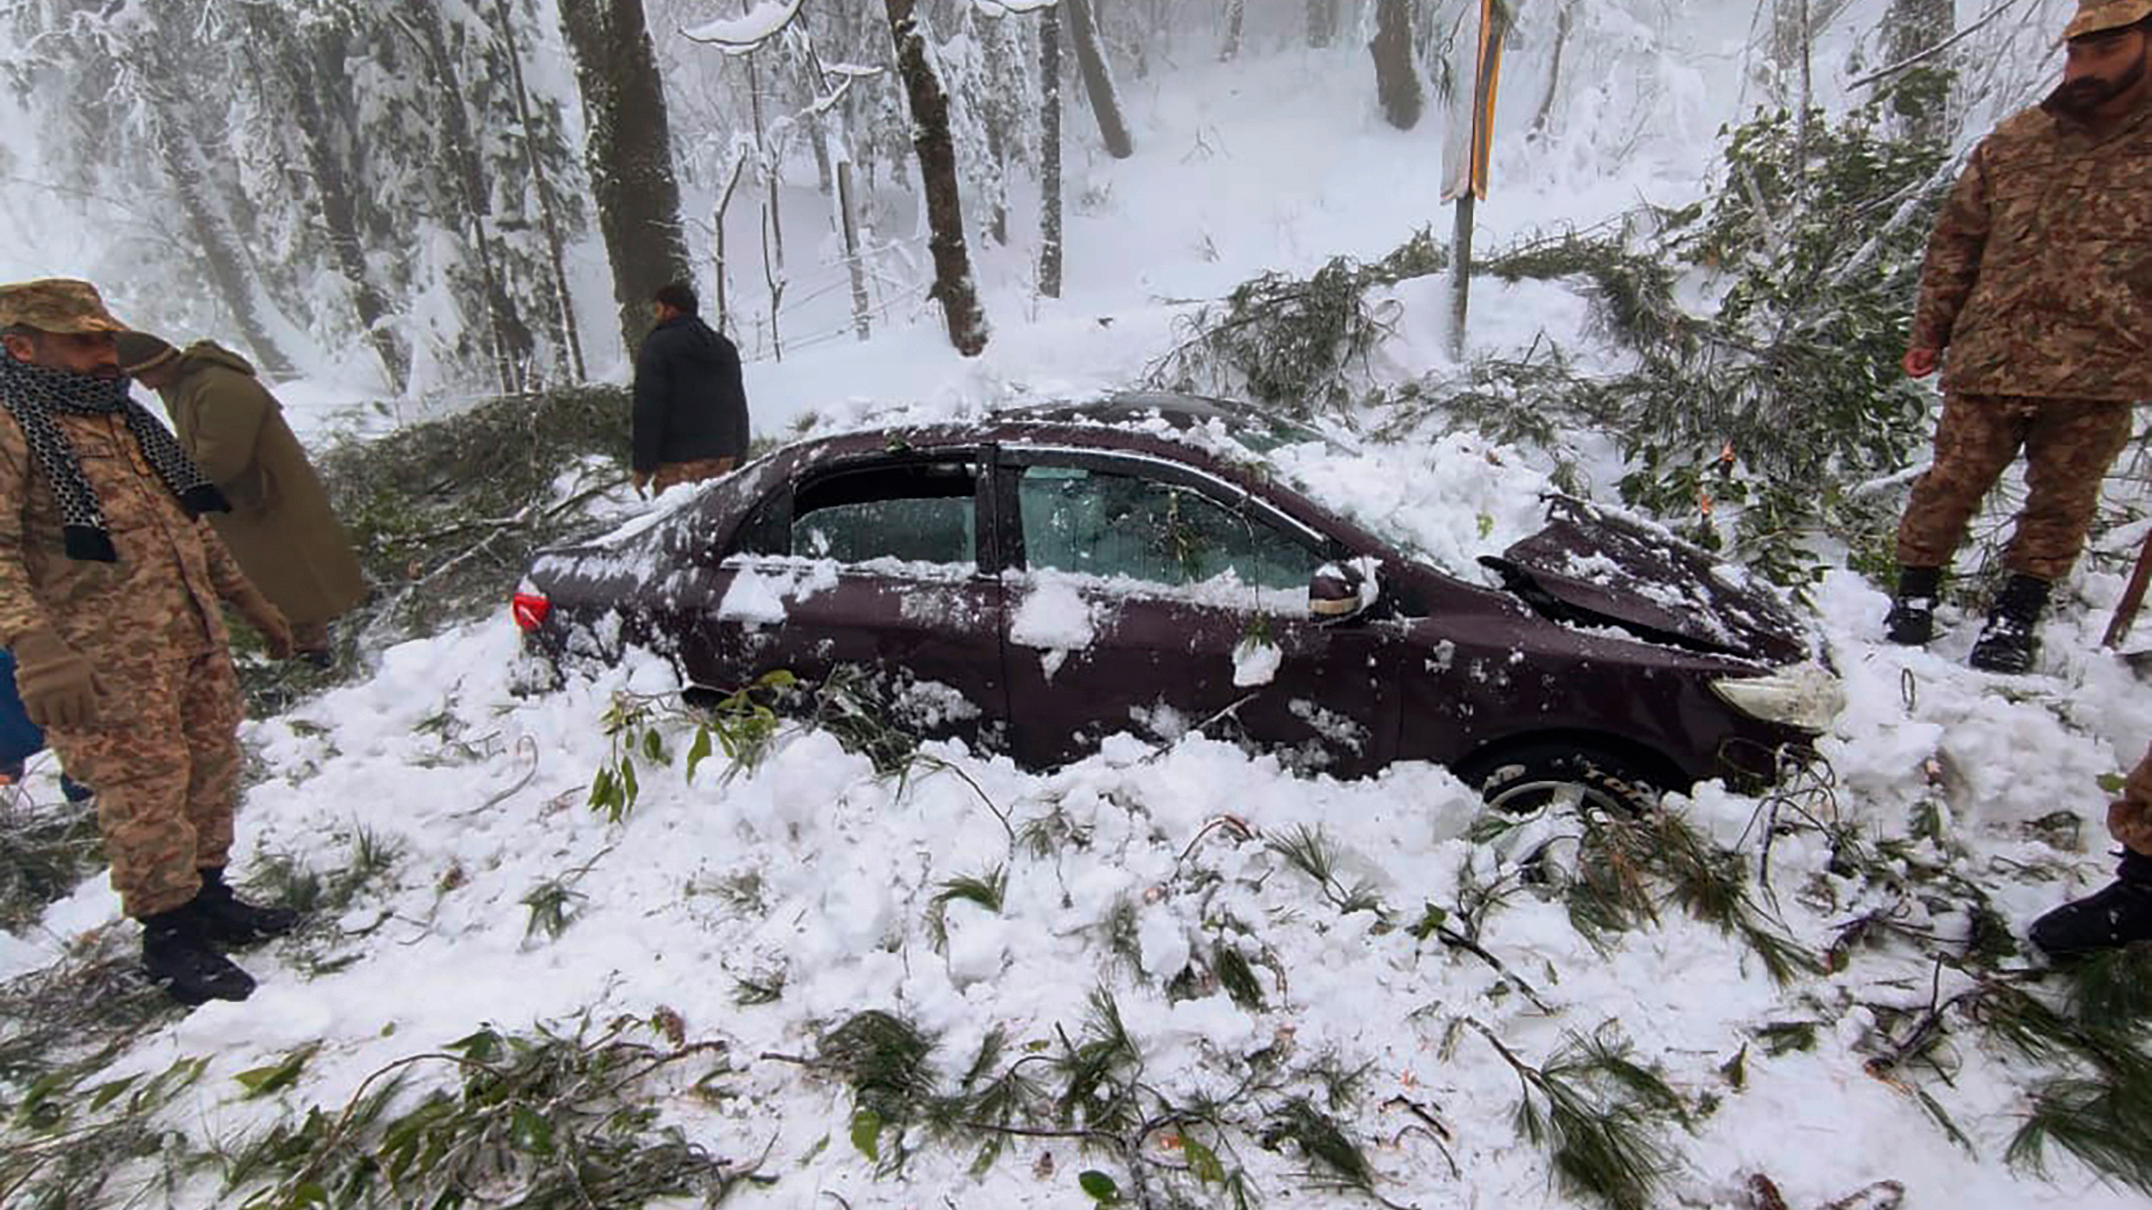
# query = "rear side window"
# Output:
<box><xmin>790</xmin><ymin>461</ymin><xmax>979</xmax><ymax>567</ymax></box>
<box><xmin>1017</xmin><ymin>464</ymin><xmax>1317</xmax><ymax>591</ymax></box>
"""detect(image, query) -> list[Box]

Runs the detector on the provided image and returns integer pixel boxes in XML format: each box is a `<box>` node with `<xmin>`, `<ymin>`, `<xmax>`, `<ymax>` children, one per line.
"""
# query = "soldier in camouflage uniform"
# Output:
<box><xmin>1884</xmin><ymin>0</ymin><xmax>2152</xmax><ymax>673</ymax></box>
<box><xmin>0</xmin><ymin>279</ymin><xmax>301</xmax><ymax>1006</ymax></box>
<box><xmin>2031</xmin><ymin>743</ymin><xmax>2152</xmax><ymax>956</ymax></box>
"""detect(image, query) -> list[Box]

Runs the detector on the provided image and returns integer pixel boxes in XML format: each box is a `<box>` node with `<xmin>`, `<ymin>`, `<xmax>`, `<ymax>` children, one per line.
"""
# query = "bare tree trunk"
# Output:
<box><xmin>745</xmin><ymin>48</ymin><xmax>786</xmax><ymax>276</ymax></box>
<box><xmin>1531</xmin><ymin>1</ymin><xmax>1576</xmax><ymax>139</ymax></box>
<box><xmin>1307</xmin><ymin>0</ymin><xmax>1339</xmax><ymax>48</ymax></box>
<box><xmin>1040</xmin><ymin>2</ymin><xmax>1063</xmax><ymax>298</ymax></box>
<box><xmin>1064</xmin><ymin>0</ymin><xmax>1133</xmax><ymax>159</ymax></box>
<box><xmin>557</xmin><ymin>0</ymin><xmax>694</xmax><ymax>357</ymax></box>
<box><xmin>712</xmin><ymin>149</ymin><xmax>751</xmax><ymax>334</ymax></box>
<box><xmin>839</xmin><ymin>157</ymin><xmax>872</xmax><ymax>340</ymax></box>
<box><xmin>762</xmin><ymin>203</ymin><xmax>785</xmax><ymax>361</ymax></box>
<box><xmin>1369</xmin><ymin>0</ymin><xmax>1422</xmax><ymax>130</ymax></box>
<box><xmin>1220</xmin><ymin>0</ymin><xmax>1244</xmax><ymax>61</ymax></box>
<box><xmin>492</xmin><ymin>0</ymin><xmax>586</xmax><ymax>382</ymax></box>
<box><xmin>134</xmin><ymin>25</ymin><xmax>296</xmax><ymax>377</ymax></box>
<box><xmin>808</xmin><ymin>109</ymin><xmax>835</xmax><ymax>195</ymax></box>
<box><xmin>885</xmin><ymin>0</ymin><xmax>989</xmax><ymax>356</ymax></box>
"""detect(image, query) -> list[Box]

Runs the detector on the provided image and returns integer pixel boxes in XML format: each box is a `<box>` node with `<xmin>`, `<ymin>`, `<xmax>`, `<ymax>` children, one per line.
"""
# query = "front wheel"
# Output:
<box><xmin>1453</xmin><ymin>743</ymin><xmax>1665</xmax><ymax>878</ymax></box>
<box><xmin>1455</xmin><ymin>743</ymin><xmax>1663</xmax><ymax>818</ymax></box>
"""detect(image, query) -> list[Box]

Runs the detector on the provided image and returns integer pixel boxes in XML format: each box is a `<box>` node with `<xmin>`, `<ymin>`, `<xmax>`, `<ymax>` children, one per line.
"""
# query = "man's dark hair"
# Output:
<box><xmin>654</xmin><ymin>282</ymin><xmax>698</xmax><ymax>315</ymax></box>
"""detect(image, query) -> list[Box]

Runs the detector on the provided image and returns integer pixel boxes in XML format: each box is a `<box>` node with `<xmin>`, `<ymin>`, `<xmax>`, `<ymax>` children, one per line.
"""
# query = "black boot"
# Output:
<box><xmin>190</xmin><ymin>867</ymin><xmax>299</xmax><ymax>946</ymax></box>
<box><xmin>2029</xmin><ymin>855</ymin><xmax>2152</xmax><ymax>960</ymax></box>
<box><xmin>1969</xmin><ymin>573</ymin><xmax>2052</xmax><ymax>674</ymax></box>
<box><xmin>1883</xmin><ymin>566</ymin><xmax>1943</xmax><ymax>646</ymax></box>
<box><xmin>141</xmin><ymin>907</ymin><xmax>255</xmax><ymax>1005</ymax></box>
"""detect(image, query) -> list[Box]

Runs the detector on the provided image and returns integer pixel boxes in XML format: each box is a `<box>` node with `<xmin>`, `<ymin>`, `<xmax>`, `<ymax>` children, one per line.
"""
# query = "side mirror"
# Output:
<box><xmin>1309</xmin><ymin>561</ymin><xmax>1372</xmax><ymax>623</ymax></box>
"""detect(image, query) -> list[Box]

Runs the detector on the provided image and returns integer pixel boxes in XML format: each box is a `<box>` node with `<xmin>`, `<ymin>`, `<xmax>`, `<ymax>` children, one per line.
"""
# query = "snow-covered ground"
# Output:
<box><xmin>8</xmin><ymin>5</ymin><xmax>2152</xmax><ymax>1206</ymax></box>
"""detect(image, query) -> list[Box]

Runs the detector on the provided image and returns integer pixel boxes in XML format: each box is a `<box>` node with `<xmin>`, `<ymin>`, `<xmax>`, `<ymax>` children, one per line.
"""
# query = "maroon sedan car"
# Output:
<box><xmin>513</xmin><ymin>395</ymin><xmax>1839</xmax><ymax>811</ymax></box>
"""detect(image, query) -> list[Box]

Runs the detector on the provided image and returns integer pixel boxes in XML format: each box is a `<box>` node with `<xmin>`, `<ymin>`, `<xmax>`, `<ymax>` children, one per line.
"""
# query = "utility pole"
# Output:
<box><xmin>1441</xmin><ymin>0</ymin><xmax>1508</xmax><ymax>362</ymax></box>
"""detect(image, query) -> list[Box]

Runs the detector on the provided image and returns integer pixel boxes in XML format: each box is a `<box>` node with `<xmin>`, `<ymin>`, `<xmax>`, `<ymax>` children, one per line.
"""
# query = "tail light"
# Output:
<box><xmin>511</xmin><ymin>591</ymin><xmax>551</xmax><ymax>632</ymax></box>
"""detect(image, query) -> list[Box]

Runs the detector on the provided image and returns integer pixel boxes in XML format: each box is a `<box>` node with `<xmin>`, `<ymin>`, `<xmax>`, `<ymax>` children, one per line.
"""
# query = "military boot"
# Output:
<box><xmin>2029</xmin><ymin>857</ymin><xmax>2152</xmax><ymax>960</ymax></box>
<box><xmin>141</xmin><ymin>907</ymin><xmax>255</xmax><ymax>1005</ymax></box>
<box><xmin>1969</xmin><ymin>573</ymin><xmax>2052</xmax><ymax>674</ymax></box>
<box><xmin>1883</xmin><ymin>566</ymin><xmax>1943</xmax><ymax>646</ymax></box>
<box><xmin>189</xmin><ymin>867</ymin><xmax>300</xmax><ymax>946</ymax></box>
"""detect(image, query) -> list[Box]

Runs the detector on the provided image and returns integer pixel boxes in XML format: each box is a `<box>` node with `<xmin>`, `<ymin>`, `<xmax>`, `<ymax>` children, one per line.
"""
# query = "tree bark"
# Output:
<box><xmin>557</xmin><ymin>0</ymin><xmax>695</xmax><ymax>358</ymax></box>
<box><xmin>885</xmin><ymin>0</ymin><xmax>989</xmax><ymax>356</ymax></box>
<box><xmin>1064</xmin><ymin>0</ymin><xmax>1133</xmax><ymax>159</ymax></box>
<box><xmin>839</xmin><ymin>157</ymin><xmax>872</xmax><ymax>340</ymax></box>
<box><xmin>1039</xmin><ymin>2</ymin><xmax>1064</xmax><ymax>298</ymax></box>
<box><xmin>492</xmin><ymin>0</ymin><xmax>586</xmax><ymax>382</ymax></box>
<box><xmin>1221</xmin><ymin>0</ymin><xmax>1244</xmax><ymax>62</ymax></box>
<box><xmin>1369</xmin><ymin>0</ymin><xmax>1423</xmax><ymax>130</ymax></box>
<box><xmin>1530</xmin><ymin>1</ymin><xmax>1576</xmax><ymax>139</ymax></box>
<box><xmin>1307</xmin><ymin>0</ymin><xmax>1339</xmax><ymax>49</ymax></box>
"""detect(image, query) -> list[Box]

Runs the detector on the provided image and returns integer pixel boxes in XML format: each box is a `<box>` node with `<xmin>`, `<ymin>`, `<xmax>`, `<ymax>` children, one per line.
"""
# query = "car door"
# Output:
<box><xmin>996</xmin><ymin>447</ymin><xmax>1398</xmax><ymax>776</ymax></box>
<box><xmin>674</xmin><ymin>451</ymin><xmax>1010</xmax><ymax>751</ymax></box>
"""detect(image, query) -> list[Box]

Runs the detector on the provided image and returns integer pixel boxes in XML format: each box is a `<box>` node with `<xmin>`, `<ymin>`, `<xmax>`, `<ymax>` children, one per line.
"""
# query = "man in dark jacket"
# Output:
<box><xmin>1881</xmin><ymin>0</ymin><xmax>2152</xmax><ymax>674</ymax></box>
<box><xmin>630</xmin><ymin>282</ymin><xmax>749</xmax><ymax>495</ymax></box>
<box><xmin>115</xmin><ymin>333</ymin><xmax>366</xmax><ymax>668</ymax></box>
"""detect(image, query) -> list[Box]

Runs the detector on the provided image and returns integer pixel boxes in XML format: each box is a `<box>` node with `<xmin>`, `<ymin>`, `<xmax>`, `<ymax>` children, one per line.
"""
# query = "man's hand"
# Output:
<box><xmin>1902</xmin><ymin>346</ymin><xmax>1941</xmax><ymax>378</ymax></box>
<box><xmin>631</xmin><ymin>469</ymin><xmax>651</xmax><ymax>497</ymax></box>
<box><xmin>13</xmin><ymin>627</ymin><xmax>100</xmax><ymax>730</ymax></box>
<box><xmin>227</xmin><ymin>584</ymin><xmax>295</xmax><ymax>659</ymax></box>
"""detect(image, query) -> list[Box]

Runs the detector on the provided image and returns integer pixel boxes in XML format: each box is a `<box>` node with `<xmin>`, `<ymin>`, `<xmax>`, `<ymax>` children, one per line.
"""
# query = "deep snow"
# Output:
<box><xmin>5</xmin><ymin>3</ymin><xmax>2152</xmax><ymax>1207</ymax></box>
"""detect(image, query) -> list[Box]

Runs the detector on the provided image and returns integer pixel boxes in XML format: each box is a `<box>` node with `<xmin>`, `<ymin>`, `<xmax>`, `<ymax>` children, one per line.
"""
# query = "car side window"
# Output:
<box><xmin>1017</xmin><ymin>464</ymin><xmax>1318</xmax><ymax>591</ymax></box>
<box><xmin>790</xmin><ymin>461</ymin><xmax>979</xmax><ymax>567</ymax></box>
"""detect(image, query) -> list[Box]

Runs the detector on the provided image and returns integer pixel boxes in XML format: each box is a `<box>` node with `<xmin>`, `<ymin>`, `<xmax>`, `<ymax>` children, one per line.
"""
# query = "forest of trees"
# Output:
<box><xmin>0</xmin><ymin>0</ymin><xmax>2048</xmax><ymax>395</ymax></box>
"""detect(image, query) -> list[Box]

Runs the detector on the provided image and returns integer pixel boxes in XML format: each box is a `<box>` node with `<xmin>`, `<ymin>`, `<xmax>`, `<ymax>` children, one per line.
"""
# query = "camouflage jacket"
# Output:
<box><xmin>1911</xmin><ymin>88</ymin><xmax>2152</xmax><ymax>402</ymax></box>
<box><xmin>2112</xmin><ymin>744</ymin><xmax>2152</xmax><ymax>857</ymax></box>
<box><xmin>0</xmin><ymin>407</ymin><xmax>248</xmax><ymax>659</ymax></box>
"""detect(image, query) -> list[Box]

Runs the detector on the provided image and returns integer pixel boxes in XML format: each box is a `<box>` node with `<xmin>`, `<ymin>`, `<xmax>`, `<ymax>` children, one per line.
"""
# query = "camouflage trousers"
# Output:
<box><xmin>652</xmin><ymin>456</ymin><xmax>736</xmax><ymax>492</ymax></box>
<box><xmin>44</xmin><ymin>648</ymin><xmax>245</xmax><ymax>918</ymax></box>
<box><xmin>1896</xmin><ymin>393</ymin><xmax>2134</xmax><ymax>582</ymax></box>
<box><xmin>2112</xmin><ymin>742</ymin><xmax>2152</xmax><ymax>859</ymax></box>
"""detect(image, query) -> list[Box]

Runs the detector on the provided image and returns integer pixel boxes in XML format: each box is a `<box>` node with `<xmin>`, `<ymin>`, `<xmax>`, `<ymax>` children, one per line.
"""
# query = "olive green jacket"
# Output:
<box><xmin>157</xmin><ymin>343</ymin><xmax>366</xmax><ymax>627</ymax></box>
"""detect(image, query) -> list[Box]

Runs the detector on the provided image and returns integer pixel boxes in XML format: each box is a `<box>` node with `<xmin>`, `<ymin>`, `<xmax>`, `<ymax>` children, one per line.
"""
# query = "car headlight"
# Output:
<box><xmin>1710</xmin><ymin>664</ymin><xmax>1843</xmax><ymax>732</ymax></box>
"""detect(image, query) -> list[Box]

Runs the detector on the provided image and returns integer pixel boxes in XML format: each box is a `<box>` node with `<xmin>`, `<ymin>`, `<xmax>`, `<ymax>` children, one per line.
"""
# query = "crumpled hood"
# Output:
<box><xmin>1479</xmin><ymin>496</ymin><xmax>1812</xmax><ymax>666</ymax></box>
<box><xmin>179</xmin><ymin>340</ymin><xmax>257</xmax><ymax>379</ymax></box>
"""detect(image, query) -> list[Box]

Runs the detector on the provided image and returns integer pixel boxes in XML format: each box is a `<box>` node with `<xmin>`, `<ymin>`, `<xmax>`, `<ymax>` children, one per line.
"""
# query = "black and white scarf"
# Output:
<box><xmin>0</xmin><ymin>353</ymin><xmax>227</xmax><ymax>562</ymax></box>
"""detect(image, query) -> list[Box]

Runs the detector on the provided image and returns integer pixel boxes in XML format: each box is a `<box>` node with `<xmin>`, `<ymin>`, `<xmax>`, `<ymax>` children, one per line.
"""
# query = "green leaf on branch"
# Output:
<box><xmin>1078</xmin><ymin>1169</ymin><xmax>1121</xmax><ymax>1203</ymax></box>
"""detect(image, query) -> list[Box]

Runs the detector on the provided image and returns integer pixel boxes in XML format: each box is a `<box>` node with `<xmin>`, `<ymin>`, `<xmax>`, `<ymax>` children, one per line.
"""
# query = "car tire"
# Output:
<box><xmin>1454</xmin><ymin>742</ymin><xmax>1662</xmax><ymax>818</ymax></box>
<box><xmin>1454</xmin><ymin>743</ymin><xmax>1667</xmax><ymax>880</ymax></box>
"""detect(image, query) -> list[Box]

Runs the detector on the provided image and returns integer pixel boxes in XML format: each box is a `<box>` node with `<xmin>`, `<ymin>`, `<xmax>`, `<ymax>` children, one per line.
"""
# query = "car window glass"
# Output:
<box><xmin>1018</xmin><ymin>465</ymin><xmax>1317</xmax><ymax>591</ymax></box>
<box><xmin>791</xmin><ymin>461</ymin><xmax>977</xmax><ymax>568</ymax></box>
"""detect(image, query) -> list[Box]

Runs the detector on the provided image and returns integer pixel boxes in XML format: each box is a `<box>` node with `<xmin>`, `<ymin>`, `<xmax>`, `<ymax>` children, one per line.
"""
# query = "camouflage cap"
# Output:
<box><xmin>0</xmin><ymin>278</ymin><xmax>127</xmax><ymax>335</ymax></box>
<box><xmin>2066</xmin><ymin>0</ymin><xmax>2152</xmax><ymax>39</ymax></box>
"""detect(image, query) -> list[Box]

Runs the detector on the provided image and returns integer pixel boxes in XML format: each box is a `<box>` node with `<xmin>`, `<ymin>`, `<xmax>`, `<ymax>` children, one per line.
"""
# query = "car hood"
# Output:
<box><xmin>1478</xmin><ymin>497</ymin><xmax>1811</xmax><ymax>666</ymax></box>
